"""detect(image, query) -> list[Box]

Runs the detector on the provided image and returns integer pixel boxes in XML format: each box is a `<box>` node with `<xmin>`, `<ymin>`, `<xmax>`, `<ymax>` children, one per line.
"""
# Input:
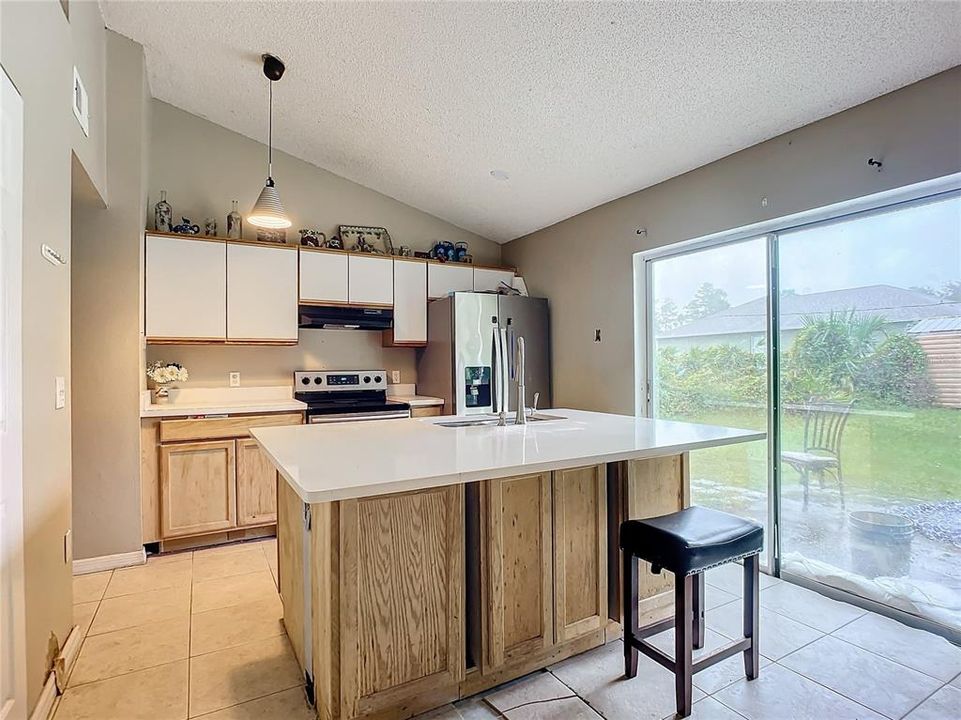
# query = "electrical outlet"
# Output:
<box><xmin>55</xmin><ymin>376</ymin><xmax>66</xmax><ymax>409</ymax></box>
<box><xmin>229</xmin><ymin>372</ymin><xmax>241</xmax><ymax>387</ymax></box>
<box><xmin>391</xmin><ymin>370</ymin><xmax>401</xmax><ymax>384</ymax></box>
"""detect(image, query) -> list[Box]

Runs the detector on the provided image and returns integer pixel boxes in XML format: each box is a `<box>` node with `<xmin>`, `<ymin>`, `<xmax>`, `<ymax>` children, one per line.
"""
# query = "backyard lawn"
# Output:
<box><xmin>673</xmin><ymin>406</ymin><xmax>961</xmax><ymax>502</ymax></box>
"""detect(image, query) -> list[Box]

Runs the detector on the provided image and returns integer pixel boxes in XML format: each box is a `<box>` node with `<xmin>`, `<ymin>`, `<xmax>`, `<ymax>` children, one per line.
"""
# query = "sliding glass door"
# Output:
<box><xmin>646</xmin><ymin>190</ymin><xmax>961</xmax><ymax>636</ymax></box>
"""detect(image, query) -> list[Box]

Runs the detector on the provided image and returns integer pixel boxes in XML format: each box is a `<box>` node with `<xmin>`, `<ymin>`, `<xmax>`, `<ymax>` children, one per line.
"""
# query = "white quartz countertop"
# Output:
<box><xmin>252</xmin><ymin>408</ymin><xmax>765</xmax><ymax>503</ymax></box>
<box><xmin>387</xmin><ymin>393</ymin><xmax>445</xmax><ymax>408</ymax></box>
<box><xmin>141</xmin><ymin>386</ymin><xmax>306</xmax><ymax>418</ymax></box>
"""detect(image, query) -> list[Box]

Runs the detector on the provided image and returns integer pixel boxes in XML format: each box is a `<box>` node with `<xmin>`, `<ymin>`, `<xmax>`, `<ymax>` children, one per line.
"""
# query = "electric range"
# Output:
<box><xmin>293</xmin><ymin>370</ymin><xmax>411</xmax><ymax>424</ymax></box>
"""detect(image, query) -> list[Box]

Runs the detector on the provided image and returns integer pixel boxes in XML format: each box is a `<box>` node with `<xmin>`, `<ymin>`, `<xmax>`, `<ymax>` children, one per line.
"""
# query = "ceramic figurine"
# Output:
<box><xmin>327</xmin><ymin>235</ymin><xmax>344</xmax><ymax>250</ymax></box>
<box><xmin>431</xmin><ymin>240</ymin><xmax>456</xmax><ymax>262</ymax></box>
<box><xmin>171</xmin><ymin>217</ymin><xmax>200</xmax><ymax>235</ymax></box>
<box><xmin>299</xmin><ymin>229</ymin><xmax>327</xmax><ymax>248</ymax></box>
<box><xmin>454</xmin><ymin>241</ymin><xmax>469</xmax><ymax>262</ymax></box>
<box><xmin>226</xmin><ymin>200</ymin><xmax>242</xmax><ymax>239</ymax></box>
<box><xmin>398</xmin><ymin>245</ymin><xmax>412</xmax><ymax>257</ymax></box>
<box><xmin>204</xmin><ymin>218</ymin><xmax>218</xmax><ymax>237</ymax></box>
<box><xmin>154</xmin><ymin>190</ymin><xmax>172</xmax><ymax>232</ymax></box>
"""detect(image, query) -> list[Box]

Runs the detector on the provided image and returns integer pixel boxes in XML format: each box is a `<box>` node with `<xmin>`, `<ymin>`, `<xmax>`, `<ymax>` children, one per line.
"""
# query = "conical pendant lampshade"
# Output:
<box><xmin>248</xmin><ymin>55</ymin><xmax>291</xmax><ymax>230</ymax></box>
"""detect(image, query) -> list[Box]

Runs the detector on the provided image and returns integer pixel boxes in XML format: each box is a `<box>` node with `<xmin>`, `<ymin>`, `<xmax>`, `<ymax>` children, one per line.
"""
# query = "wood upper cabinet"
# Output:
<box><xmin>227</xmin><ymin>242</ymin><xmax>298</xmax><ymax>342</ymax></box>
<box><xmin>236</xmin><ymin>438</ymin><xmax>279</xmax><ymax>526</ymax></box>
<box><xmin>145</xmin><ymin>234</ymin><xmax>226</xmax><ymax>341</ymax></box>
<box><xmin>339</xmin><ymin>485</ymin><xmax>464</xmax><ymax>718</ymax></box>
<box><xmin>348</xmin><ymin>254</ymin><xmax>393</xmax><ymax>306</ymax></box>
<box><xmin>428</xmin><ymin>263</ymin><xmax>473</xmax><ymax>299</ymax></box>
<box><xmin>482</xmin><ymin>472</ymin><xmax>554</xmax><ymax>671</ymax></box>
<box><xmin>160</xmin><ymin>440</ymin><xmax>236</xmax><ymax>538</ymax></box>
<box><xmin>553</xmin><ymin>465</ymin><xmax>607</xmax><ymax>643</ymax></box>
<box><xmin>473</xmin><ymin>267</ymin><xmax>514</xmax><ymax>293</ymax></box>
<box><xmin>300</xmin><ymin>248</ymin><xmax>348</xmax><ymax>305</ymax></box>
<box><xmin>389</xmin><ymin>259</ymin><xmax>427</xmax><ymax>345</ymax></box>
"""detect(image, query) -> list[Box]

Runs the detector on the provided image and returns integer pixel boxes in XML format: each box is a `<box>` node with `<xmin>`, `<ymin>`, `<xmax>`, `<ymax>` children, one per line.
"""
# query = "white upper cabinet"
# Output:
<box><xmin>391</xmin><ymin>259</ymin><xmax>428</xmax><ymax>344</ymax></box>
<box><xmin>348</xmin><ymin>254</ymin><xmax>393</xmax><ymax>306</ymax></box>
<box><xmin>227</xmin><ymin>243</ymin><xmax>298</xmax><ymax>342</ymax></box>
<box><xmin>300</xmin><ymin>249</ymin><xmax>348</xmax><ymax>304</ymax></box>
<box><xmin>145</xmin><ymin>234</ymin><xmax>227</xmax><ymax>341</ymax></box>
<box><xmin>473</xmin><ymin>267</ymin><xmax>515</xmax><ymax>293</ymax></box>
<box><xmin>428</xmin><ymin>263</ymin><xmax>474</xmax><ymax>299</ymax></box>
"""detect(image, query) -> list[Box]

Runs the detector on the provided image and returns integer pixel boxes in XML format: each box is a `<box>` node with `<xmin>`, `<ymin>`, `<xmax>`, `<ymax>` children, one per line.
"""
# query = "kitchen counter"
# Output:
<box><xmin>140</xmin><ymin>386</ymin><xmax>306</xmax><ymax>418</ymax></box>
<box><xmin>386</xmin><ymin>382</ymin><xmax>444</xmax><ymax>408</ymax></box>
<box><xmin>253</xmin><ymin>408</ymin><xmax>764</xmax><ymax>503</ymax></box>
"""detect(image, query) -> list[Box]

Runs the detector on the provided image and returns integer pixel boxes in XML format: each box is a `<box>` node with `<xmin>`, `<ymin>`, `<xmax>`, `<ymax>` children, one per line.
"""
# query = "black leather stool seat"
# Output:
<box><xmin>620</xmin><ymin>506</ymin><xmax>763</xmax><ymax>576</ymax></box>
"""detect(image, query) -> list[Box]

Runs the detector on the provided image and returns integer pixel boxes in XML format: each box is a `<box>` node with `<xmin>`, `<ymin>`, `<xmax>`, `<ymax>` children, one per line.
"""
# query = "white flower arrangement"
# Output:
<box><xmin>146</xmin><ymin>361</ymin><xmax>189</xmax><ymax>385</ymax></box>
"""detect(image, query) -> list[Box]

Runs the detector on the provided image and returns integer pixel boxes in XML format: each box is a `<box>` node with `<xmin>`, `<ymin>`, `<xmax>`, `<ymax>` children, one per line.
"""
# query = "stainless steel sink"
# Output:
<box><xmin>436</xmin><ymin>414</ymin><xmax>565</xmax><ymax>428</ymax></box>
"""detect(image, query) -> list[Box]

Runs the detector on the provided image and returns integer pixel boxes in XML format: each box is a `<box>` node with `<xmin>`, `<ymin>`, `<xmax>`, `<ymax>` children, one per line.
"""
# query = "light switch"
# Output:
<box><xmin>229</xmin><ymin>372</ymin><xmax>241</xmax><ymax>387</ymax></box>
<box><xmin>55</xmin><ymin>376</ymin><xmax>66</xmax><ymax>409</ymax></box>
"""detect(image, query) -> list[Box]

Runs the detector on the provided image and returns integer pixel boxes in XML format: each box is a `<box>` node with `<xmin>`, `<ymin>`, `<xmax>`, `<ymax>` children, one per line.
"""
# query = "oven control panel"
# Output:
<box><xmin>294</xmin><ymin>370</ymin><xmax>388</xmax><ymax>391</ymax></box>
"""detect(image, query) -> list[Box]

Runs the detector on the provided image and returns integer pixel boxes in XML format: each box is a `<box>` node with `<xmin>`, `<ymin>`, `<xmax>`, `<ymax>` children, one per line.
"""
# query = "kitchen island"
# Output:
<box><xmin>253</xmin><ymin>409</ymin><xmax>763</xmax><ymax>720</ymax></box>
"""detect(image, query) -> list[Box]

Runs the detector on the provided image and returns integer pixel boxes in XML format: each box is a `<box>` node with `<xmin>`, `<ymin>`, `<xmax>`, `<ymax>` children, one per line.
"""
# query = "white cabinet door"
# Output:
<box><xmin>300</xmin><ymin>249</ymin><xmax>348</xmax><ymax>304</ymax></box>
<box><xmin>227</xmin><ymin>243</ymin><xmax>298</xmax><ymax>342</ymax></box>
<box><xmin>473</xmin><ymin>267</ymin><xmax>515</xmax><ymax>293</ymax></box>
<box><xmin>428</xmin><ymin>263</ymin><xmax>474</xmax><ymax>299</ymax></box>
<box><xmin>392</xmin><ymin>259</ymin><xmax>427</xmax><ymax>344</ymax></box>
<box><xmin>348</xmin><ymin>254</ymin><xmax>393</xmax><ymax>306</ymax></box>
<box><xmin>145</xmin><ymin>235</ymin><xmax>226</xmax><ymax>341</ymax></box>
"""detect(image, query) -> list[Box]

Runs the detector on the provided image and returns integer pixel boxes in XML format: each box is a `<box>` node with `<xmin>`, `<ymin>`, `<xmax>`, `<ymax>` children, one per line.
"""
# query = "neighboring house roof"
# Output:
<box><xmin>908</xmin><ymin>316</ymin><xmax>961</xmax><ymax>334</ymax></box>
<box><xmin>661</xmin><ymin>285</ymin><xmax>961</xmax><ymax>339</ymax></box>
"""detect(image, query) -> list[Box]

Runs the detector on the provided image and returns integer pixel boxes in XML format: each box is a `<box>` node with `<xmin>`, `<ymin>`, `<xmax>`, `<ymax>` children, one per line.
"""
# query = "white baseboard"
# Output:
<box><xmin>28</xmin><ymin>672</ymin><xmax>57</xmax><ymax>720</ymax></box>
<box><xmin>72</xmin><ymin>547</ymin><xmax>146</xmax><ymax>575</ymax></box>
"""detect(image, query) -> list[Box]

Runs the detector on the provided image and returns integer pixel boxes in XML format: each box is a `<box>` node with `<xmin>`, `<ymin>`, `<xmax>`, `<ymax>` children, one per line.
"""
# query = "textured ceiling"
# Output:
<box><xmin>101</xmin><ymin>1</ymin><xmax>961</xmax><ymax>243</ymax></box>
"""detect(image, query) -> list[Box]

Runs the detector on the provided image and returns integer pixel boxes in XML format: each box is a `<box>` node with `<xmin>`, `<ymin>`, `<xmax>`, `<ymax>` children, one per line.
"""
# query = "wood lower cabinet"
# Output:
<box><xmin>481</xmin><ymin>472</ymin><xmax>554</xmax><ymax>671</ymax></box>
<box><xmin>160</xmin><ymin>440</ymin><xmax>237</xmax><ymax>538</ymax></box>
<box><xmin>236</xmin><ymin>438</ymin><xmax>279</xmax><ymax>526</ymax></box>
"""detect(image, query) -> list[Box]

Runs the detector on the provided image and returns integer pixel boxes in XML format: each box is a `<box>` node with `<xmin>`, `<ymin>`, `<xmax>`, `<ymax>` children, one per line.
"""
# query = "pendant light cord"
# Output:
<box><xmin>267</xmin><ymin>79</ymin><xmax>273</xmax><ymax>183</ymax></box>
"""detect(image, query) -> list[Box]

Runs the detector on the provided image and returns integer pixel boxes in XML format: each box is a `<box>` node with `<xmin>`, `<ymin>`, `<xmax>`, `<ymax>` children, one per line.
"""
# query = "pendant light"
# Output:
<box><xmin>248</xmin><ymin>54</ymin><xmax>291</xmax><ymax>229</ymax></box>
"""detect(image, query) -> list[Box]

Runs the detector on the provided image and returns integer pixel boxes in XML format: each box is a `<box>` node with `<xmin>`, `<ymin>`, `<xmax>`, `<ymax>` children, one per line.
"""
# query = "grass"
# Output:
<box><xmin>669</xmin><ymin>406</ymin><xmax>961</xmax><ymax>503</ymax></box>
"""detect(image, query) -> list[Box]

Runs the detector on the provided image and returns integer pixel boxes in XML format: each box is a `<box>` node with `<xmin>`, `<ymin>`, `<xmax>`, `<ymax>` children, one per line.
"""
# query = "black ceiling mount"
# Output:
<box><xmin>262</xmin><ymin>54</ymin><xmax>286</xmax><ymax>82</ymax></box>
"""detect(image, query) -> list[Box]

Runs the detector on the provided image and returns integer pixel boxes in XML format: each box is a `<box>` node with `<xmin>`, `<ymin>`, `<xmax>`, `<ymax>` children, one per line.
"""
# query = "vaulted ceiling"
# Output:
<box><xmin>102</xmin><ymin>1</ymin><xmax>961</xmax><ymax>242</ymax></box>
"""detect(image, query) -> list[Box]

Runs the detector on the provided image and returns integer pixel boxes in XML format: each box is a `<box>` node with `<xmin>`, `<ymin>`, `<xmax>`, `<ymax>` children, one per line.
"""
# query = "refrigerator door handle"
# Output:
<box><xmin>499</xmin><ymin>327</ymin><xmax>510</xmax><ymax>413</ymax></box>
<box><xmin>492</xmin><ymin>325</ymin><xmax>503</xmax><ymax>413</ymax></box>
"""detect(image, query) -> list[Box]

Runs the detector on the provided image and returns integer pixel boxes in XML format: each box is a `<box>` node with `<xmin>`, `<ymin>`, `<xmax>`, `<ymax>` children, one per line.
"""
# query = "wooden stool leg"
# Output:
<box><xmin>743</xmin><ymin>555</ymin><xmax>760</xmax><ymax>680</ymax></box>
<box><xmin>675</xmin><ymin>574</ymin><xmax>694</xmax><ymax>718</ymax></box>
<box><xmin>692</xmin><ymin>571</ymin><xmax>705</xmax><ymax>650</ymax></box>
<box><xmin>623</xmin><ymin>551</ymin><xmax>638</xmax><ymax>679</ymax></box>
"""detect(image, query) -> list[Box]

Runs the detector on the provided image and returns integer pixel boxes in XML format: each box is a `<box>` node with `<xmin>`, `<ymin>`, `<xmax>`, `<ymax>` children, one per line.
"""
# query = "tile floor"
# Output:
<box><xmin>58</xmin><ymin>540</ymin><xmax>961</xmax><ymax>720</ymax></box>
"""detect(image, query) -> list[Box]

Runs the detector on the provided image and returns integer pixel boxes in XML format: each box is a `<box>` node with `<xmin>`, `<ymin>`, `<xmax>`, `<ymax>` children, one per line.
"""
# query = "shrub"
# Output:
<box><xmin>858</xmin><ymin>334</ymin><xmax>935</xmax><ymax>407</ymax></box>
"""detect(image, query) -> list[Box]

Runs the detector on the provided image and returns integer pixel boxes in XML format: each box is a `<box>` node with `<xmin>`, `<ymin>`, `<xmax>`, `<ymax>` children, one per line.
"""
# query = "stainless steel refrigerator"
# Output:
<box><xmin>417</xmin><ymin>292</ymin><xmax>551</xmax><ymax>416</ymax></box>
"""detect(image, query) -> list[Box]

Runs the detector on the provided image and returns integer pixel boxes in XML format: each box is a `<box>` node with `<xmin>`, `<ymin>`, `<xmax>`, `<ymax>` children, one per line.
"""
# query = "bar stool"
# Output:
<box><xmin>620</xmin><ymin>506</ymin><xmax>763</xmax><ymax>718</ymax></box>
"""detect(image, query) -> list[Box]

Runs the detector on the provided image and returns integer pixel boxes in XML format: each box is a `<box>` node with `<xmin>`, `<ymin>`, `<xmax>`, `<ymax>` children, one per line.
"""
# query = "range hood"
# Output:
<box><xmin>299</xmin><ymin>304</ymin><xmax>393</xmax><ymax>330</ymax></box>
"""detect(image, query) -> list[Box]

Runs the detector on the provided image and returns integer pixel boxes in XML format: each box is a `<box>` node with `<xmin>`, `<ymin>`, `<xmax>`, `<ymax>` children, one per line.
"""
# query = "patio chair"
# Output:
<box><xmin>781</xmin><ymin>399</ymin><xmax>854</xmax><ymax>509</ymax></box>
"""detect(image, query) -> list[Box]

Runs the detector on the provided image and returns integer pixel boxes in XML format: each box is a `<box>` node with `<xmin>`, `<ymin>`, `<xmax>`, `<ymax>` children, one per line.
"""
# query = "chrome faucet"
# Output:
<box><xmin>515</xmin><ymin>336</ymin><xmax>527</xmax><ymax>425</ymax></box>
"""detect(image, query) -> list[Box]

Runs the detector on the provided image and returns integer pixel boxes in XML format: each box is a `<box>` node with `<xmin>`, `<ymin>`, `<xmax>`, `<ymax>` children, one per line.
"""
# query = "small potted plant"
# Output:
<box><xmin>146</xmin><ymin>361</ymin><xmax>189</xmax><ymax>402</ymax></box>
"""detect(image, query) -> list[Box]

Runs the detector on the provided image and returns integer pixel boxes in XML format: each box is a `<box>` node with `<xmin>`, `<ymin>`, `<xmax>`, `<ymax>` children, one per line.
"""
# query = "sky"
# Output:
<box><xmin>652</xmin><ymin>194</ymin><xmax>961</xmax><ymax>308</ymax></box>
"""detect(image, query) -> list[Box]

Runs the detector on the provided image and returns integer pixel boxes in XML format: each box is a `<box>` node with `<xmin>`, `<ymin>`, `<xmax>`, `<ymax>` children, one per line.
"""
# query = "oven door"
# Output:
<box><xmin>307</xmin><ymin>408</ymin><xmax>411</xmax><ymax>424</ymax></box>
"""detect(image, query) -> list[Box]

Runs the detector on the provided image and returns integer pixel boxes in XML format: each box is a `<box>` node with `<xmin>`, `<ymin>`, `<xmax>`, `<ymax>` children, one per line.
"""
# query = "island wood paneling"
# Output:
<box><xmin>481</xmin><ymin>472</ymin><xmax>553</xmax><ymax>671</ymax></box>
<box><xmin>339</xmin><ymin>485</ymin><xmax>464</xmax><ymax>718</ymax></box>
<box><xmin>553</xmin><ymin>464</ymin><xmax>608</xmax><ymax>643</ymax></box>
<box><xmin>277</xmin><ymin>478</ymin><xmax>306</xmax><ymax>671</ymax></box>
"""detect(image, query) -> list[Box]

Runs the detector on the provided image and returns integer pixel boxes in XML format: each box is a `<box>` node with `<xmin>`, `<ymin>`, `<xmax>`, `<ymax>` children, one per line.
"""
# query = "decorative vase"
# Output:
<box><xmin>154</xmin><ymin>385</ymin><xmax>169</xmax><ymax>403</ymax></box>
<box><xmin>154</xmin><ymin>190</ymin><xmax>172</xmax><ymax>232</ymax></box>
<box><xmin>204</xmin><ymin>218</ymin><xmax>218</xmax><ymax>237</ymax></box>
<box><xmin>226</xmin><ymin>200</ymin><xmax>243</xmax><ymax>239</ymax></box>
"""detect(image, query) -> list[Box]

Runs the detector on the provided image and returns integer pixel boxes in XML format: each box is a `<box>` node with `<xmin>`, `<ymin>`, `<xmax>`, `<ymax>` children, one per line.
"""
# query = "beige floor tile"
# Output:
<box><xmin>73</xmin><ymin>602</ymin><xmax>99</xmax><ymax>638</ymax></box>
<box><xmin>759</xmin><ymin>581</ymin><xmax>865</xmax><ymax>633</ymax></box>
<box><xmin>104</xmin><ymin>559</ymin><xmax>191</xmax><ymax>598</ymax></box>
<box><xmin>505</xmin><ymin>697</ymin><xmax>601</xmax><ymax>720</ymax></box>
<box><xmin>193</xmin><ymin>546</ymin><xmax>269</xmax><ymax>582</ymax></box>
<box><xmin>485</xmin><ymin>672</ymin><xmax>575</xmax><ymax>712</ymax></box>
<box><xmin>193</xmin><ymin>540</ymin><xmax>268</xmax><ymax>558</ymax></box>
<box><xmin>90</xmin><ymin>585</ymin><xmax>190</xmax><ymax>636</ymax></box>
<box><xmin>453</xmin><ymin>698</ymin><xmax>504</xmax><ymax>719</ymax></box>
<box><xmin>191</xmin><ymin>687</ymin><xmax>313</xmax><ymax>719</ymax></box>
<box><xmin>661</xmin><ymin>697</ymin><xmax>749</xmax><ymax>720</ymax></box>
<box><xmin>191</xmin><ymin>571</ymin><xmax>279</xmax><ymax>614</ymax></box>
<box><xmin>147</xmin><ymin>550</ymin><xmax>194</xmax><ymax>566</ymax></box>
<box><xmin>903</xmin><ymin>685</ymin><xmax>961</xmax><ymax>720</ymax></box>
<box><xmin>55</xmin><ymin>660</ymin><xmax>188</xmax><ymax>720</ymax></box>
<box><xmin>69</xmin><ymin>615</ymin><xmax>189</xmax><ymax>687</ymax></box>
<box><xmin>188</xmin><ymin>635</ymin><xmax>302</xmax><ymax>717</ymax></box>
<box><xmin>263</xmin><ymin>543</ymin><xmax>279</xmax><ymax>588</ymax></box>
<box><xmin>707</xmin><ymin>601</ymin><xmax>822</xmax><ymax>661</ymax></box>
<box><xmin>190</xmin><ymin>596</ymin><xmax>285</xmax><ymax>656</ymax></box>
<box><xmin>73</xmin><ymin>571</ymin><xmax>112</xmax><ymax>603</ymax></box>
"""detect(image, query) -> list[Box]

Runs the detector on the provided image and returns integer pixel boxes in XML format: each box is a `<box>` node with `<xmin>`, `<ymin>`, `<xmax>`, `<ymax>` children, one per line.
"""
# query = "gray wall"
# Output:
<box><xmin>502</xmin><ymin>68</ymin><xmax>961</xmax><ymax>415</ymax></box>
<box><xmin>147</xmin><ymin>100</ymin><xmax>500</xmax><ymax>387</ymax></box>
<box><xmin>71</xmin><ymin>32</ymin><xmax>150</xmax><ymax>562</ymax></box>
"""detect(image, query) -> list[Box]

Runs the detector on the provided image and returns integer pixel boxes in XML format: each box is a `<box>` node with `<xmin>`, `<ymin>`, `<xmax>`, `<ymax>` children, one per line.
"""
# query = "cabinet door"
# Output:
<box><xmin>553</xmin><ymin>465</ymin><xmax>607</xmax><ymax>643</ymax></box>
<box><xmin>300</xmin><ymin>248</ymin><xmax>348</xmax><ymax>304</ymax></box>
<box><xmin>348</xmin><ymin>254</ymin><xmax>393</xmax><ymax>306</ymax></box>
<box><xmin>340</xmin><ymin>486</ymin><xmax>464</xmax><ymax>718</ymax></box>
<box><xmin>482</xmin><ymin>472</ymin><xmax>553</xmax><ymax>671</ymax></box>
<box><xmin>428</xmin><ymin>263</ymin><xmax>473</xmax><ymax>299</ymax></box>
<box><xmin>227</xmin><ymin>242</ymin><xmax>298</xmax><ymax>342</ymax></box>
<box><xmin>391</xmin><ymin>259</ymin><xmax>427</xmax><ymax>345</ymax></box>
<box><xmin>145</xmin><ymin>235</ymin><xmax>226</xmax><ymax>341</ymax></box>
<box><xmin>236</xmin><ymin>438</ymin><xmax>278</xmax><ymax>526</ymax></box>
<box><xmin>160</xmin><ymin>440</ymin><xmax>236</xmax><ymax>538</ymax></box>
<box><xmin>473</xmin><ymin>267</ymin><xmax>514</xmax><ymax>293</ymax></box>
